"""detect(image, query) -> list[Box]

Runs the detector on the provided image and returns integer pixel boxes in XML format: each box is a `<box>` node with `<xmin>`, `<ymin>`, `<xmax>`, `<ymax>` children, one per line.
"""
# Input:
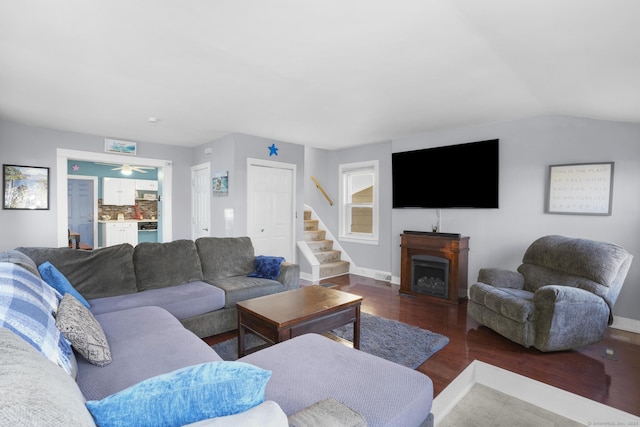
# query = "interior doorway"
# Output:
<box><xmin>68</xmin><ymin>176</ymin><xmax>98</xmax><ymax>248</ymax></box>
<box><xmin>56</xmin><ymin>148</ymin><xmax>173</xmax><ymax>248</ymax></box>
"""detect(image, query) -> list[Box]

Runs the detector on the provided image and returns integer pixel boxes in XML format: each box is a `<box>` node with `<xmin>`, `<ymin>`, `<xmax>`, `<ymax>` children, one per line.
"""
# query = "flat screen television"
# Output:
<box><xmin>392</xmin><ymin>139</ymin><xmax>499</xmax><ymax>208</ymax></box>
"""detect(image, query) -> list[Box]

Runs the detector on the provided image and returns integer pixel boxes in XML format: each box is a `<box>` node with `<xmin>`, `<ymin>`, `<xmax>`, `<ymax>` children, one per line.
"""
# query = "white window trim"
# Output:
<box><xmin>338</xmin><ymin>160</ymin><xmax>379</xmax><ymax>245</ymax></box>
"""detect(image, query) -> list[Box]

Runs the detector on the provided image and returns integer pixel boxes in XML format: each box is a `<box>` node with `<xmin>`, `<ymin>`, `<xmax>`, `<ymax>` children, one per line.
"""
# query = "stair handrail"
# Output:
<box><xmin>310</xmin><ymin>176</ymin><xmax>334</xmax><ymax>206</ymax></box>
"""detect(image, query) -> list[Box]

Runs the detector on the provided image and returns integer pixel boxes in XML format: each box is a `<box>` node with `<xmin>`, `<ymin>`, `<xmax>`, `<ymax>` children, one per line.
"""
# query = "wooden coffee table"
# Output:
<box><xmin>236</xmin><ymin>286</ymin><xmax>363</xmax><ymax>357</ymax></box>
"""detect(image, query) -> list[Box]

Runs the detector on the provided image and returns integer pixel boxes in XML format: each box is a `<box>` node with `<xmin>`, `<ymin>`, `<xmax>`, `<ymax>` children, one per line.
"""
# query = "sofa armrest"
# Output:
<box><xmin>477</xmin><ymin>268</ymin><xmax>524</xmax><ymax>289</ymax></box>
<box><xmin>277</xmin><ymin>262</ymin><xmax>300</xmax><ymax>290</ymax></box>
<box><xmin>533</xmin><ymin>285</ymin><xmax>610</xmax><ymax>351</ymax></box>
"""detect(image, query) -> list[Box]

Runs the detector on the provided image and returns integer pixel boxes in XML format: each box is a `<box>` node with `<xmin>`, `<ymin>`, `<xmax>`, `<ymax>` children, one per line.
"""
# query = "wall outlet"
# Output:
<box><xmin>602</xmin><ymin>347</ymin><xmax>617</xmax><ymax>360</ymax></box>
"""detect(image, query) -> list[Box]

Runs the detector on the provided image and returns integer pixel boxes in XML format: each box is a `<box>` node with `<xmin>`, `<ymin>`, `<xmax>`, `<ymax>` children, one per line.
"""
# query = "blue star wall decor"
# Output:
<box><xmin>268</xmin><ymin>143</ymin><xmax>279</xmax><ymax>156</ymax></box>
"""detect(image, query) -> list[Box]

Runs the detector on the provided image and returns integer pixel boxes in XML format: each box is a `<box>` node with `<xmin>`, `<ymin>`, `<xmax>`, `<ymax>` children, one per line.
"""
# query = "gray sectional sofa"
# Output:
<box><xmin>0</xmin><ymin>238</ymin><xmax>434</xmax><ymax>426</ymax></box>
<box><xmin>17</xmin><ymin>236</ymin><xmax>300</xmax><ymax>338</ymax></box>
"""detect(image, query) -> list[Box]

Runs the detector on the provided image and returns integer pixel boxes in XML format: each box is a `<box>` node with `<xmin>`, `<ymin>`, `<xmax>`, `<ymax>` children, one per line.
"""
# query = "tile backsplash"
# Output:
<box><xmin>99</xmin><ymin>199</ymin><xmax>158</xmax><ymax>220</ymax></box>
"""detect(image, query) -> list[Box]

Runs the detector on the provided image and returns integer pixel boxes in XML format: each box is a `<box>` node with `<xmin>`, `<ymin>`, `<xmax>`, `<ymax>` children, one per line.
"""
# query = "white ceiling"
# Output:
<box><xmin>1</xmin><ymin>1</ymin><xmax>639</xmax><ymax>150</ymax></box>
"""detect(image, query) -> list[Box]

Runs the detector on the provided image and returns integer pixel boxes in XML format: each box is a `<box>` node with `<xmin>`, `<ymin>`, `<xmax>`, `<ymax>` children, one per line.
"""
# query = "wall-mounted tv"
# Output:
<box><xmin>392</xmin><ymin>139</ymin><xmax>499</xmax><ymax>209</ymax></box>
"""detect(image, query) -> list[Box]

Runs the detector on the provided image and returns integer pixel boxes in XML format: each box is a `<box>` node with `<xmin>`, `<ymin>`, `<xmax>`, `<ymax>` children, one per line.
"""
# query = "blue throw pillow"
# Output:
<box><xmin>38</xmin><ymin>261</ymin><xmax>90</xmax><ymax>308</ymax></box>
<box><xmin>248</xmin><ymin>255</ymin><xmax>285</xmax><ymax>280</ymax></box>
<box><xmin>85</xmin><ymin>361</ymin><xmax>271</xmax><ymax>427</ymax></box>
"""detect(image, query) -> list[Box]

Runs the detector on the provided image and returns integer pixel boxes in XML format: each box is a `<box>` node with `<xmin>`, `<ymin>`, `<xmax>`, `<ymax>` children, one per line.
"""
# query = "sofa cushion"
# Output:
<box><xmin>88</xmin><ymin>281</ymin><xmax>225</xmax><ymax>320</ymax></box>
<box><xmin>86</xmin><ymin>361</ymin><xmax>271</xmax><ymax>427</ymax></box>
<box><xmin>469</xmin><ymin>282</ymin><xmax>536</xmax><ymax>323</ymax></box>
<box><xmin>56</xmin><ymin>293</ymin><xmax>112</xmax><ymax>367</ymax></box>
<box><xmin>77</xmin><ymin>306</ymin><xmax>222</xmax><ymax>401</ymax></box>
<box><xmin>133</xmin><ymin>240</ymin><xmax>204</xmax><ymax>291</ymax></box>
<box><xmin>196</xmin><ymin>237</ymin><xmax>255</xmax><ymax>281</ymax></box>
<box><xmin>0</xmin><ymin>328</ymin><xmax>95</xmax><ymax>426</ymax></box>
<box><xmin>0</xmin><ymin>249</ymin><xmax>41</xmax><ymax>277</ymax></box>
<box><xmin>240</xmin><ymin>333</ymin><xmax>433</xmax><ymax>427</ymax></box>
<box><xmin>211</xmin><ymin>276</ymin><xmax>284</xmax><ymax>308</ymax></box>
<box><xmin>17</xmin><ymin>244</ymin><xmax>137</xmax><ymax>299</ymax></box>
<box><xmin>38</xmin><ymin>261</ymin><xmax>91</xmax><ymax>308</ymax></box>
<box><xmin>248</xmin><ymin>255</ymin><xmax>285</xmax><ymax>280</ymax></box>
<box><xmin>0</xmin><ymin>262</ymin><xmax>73</xmax><ymax>375</ymax></box>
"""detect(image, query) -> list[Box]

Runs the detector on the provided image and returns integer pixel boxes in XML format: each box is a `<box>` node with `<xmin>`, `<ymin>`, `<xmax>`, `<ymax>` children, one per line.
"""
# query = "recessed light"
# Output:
<box><xmin>148</xmin><ymin>117</ymin><xmax>159</xmax><ymax>123</ymax></box>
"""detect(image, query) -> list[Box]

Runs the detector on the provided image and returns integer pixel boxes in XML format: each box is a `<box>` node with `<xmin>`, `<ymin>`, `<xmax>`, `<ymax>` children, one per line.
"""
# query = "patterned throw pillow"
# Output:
<box><xmin>55</xmin><ymin>293</ymin><xmax>111</xmax><ymax>367</ymax></box>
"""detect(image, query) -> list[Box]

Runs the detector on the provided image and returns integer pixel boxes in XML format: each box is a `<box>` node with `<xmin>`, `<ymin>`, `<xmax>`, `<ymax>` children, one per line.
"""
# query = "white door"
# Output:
<box><xmin>191</xmin><ymin>163</ymin><xmax>211</xmax><ymax>239</ymax></box>
<box><xmin>68</xmin><ymin>177</ymin><xmax>97</xmax><ymax>247</ymax></box>
<box><xmin>247</xmin><ymin>159</ymin><xmax>296</xmax><ymax>262</ymax></box>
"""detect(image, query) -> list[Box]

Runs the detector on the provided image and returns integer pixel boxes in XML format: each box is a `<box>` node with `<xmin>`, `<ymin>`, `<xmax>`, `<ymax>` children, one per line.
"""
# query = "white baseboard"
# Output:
<box><xmin>610</xmin><ymin>316</ymin><xmax>640</xmax><ymax>334</ymax></box>
<box><xmin>432</xmin><ymin>360</ymin><xmax>640</xmax><ymax>426</ymax></box>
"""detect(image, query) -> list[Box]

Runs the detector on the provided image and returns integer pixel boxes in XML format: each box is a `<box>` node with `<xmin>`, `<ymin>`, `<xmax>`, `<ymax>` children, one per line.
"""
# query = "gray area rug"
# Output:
<box><xmin>211</xmin><ymin>312</ymin><xmax>449</xmax><ymax>369</ymax></box>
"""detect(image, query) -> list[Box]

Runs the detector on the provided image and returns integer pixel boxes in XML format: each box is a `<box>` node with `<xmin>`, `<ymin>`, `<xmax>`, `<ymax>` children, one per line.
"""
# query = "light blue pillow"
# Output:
<box><xmin>248</xmin><ymin>255</ymin><xmax>285</xmax><ymax>280</ymax></box>
<box><xmin>38</xmin><ymin>261</ymin><xmax>91</xmax><ymax>308</ymax></box>
<box><xmin>85</xmin><ymin>361</ymin><xmax>272</xmax><ymax>427</ymax></box>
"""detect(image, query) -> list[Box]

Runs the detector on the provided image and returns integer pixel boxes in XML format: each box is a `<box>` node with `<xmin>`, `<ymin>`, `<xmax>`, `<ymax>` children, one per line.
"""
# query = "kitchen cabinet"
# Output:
<box><xmin>101</xmin><ymin>222</ymin><xmax>138</xmax><ymax>247</ymax></box>
<box><xmin>103</xmin><ymin>178</ymin><xmax>135</xmax><ymax>205</ymax></box>
<box><xmin>135</xmin><ymin>180</ymin><xmax>158</xmax><ymax>191</ymax></box>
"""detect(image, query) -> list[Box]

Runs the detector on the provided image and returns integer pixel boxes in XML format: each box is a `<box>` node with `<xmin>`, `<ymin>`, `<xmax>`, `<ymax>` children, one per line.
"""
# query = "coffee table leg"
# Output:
<box><xmin>238</xmin><ymin>312</ymin><xmax>246</xmax><ymax>358</ymax></box>
<box><xmin>353</xmin><ymin>305</ymin><xmax>361</xmax><ymax>349</ymax></box>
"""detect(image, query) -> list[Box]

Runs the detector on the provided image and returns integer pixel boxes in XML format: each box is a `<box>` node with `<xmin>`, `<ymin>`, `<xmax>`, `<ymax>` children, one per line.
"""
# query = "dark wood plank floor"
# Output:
<box><xmin>204</xmin><ymin>274</ymin><xmax>640</xmax><ymax>417</ymax></box>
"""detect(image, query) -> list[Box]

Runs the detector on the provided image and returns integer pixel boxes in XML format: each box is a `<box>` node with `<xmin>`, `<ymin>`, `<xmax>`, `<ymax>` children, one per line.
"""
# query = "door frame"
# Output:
<box><xmin>246</xmin><ymin>158</ymin><xmax>297</xmax><ymax>263</ymax></box>
<box><xmin>56</xmin><ymin>148</ymin><xmax>173</xmax><ymax>248</ymax></box>
<box><xmin>68</xmin><ymin>175</ymin><xmax>98</xmax><ymax>247</ymax></box>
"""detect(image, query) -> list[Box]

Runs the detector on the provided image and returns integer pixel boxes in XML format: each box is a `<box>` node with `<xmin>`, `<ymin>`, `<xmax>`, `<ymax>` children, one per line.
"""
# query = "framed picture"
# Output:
<box><xmin>104</xmin><ymin>138</ymin><xmax>137</xmax><ymax>155</ymax></box>
<box><xmin>3</xmin><ymin>164</ymin><xmax>50</xmax><ymax>210</ymax></box>
<box><xmin>546</xmin><ymin>162</ymin><xmax>614</xmax><ymax>215</ymax></box>
<box><xmin>212</xmin><ymin>171</ymin><xmax>228</xmax><ymax>196</ymax></box>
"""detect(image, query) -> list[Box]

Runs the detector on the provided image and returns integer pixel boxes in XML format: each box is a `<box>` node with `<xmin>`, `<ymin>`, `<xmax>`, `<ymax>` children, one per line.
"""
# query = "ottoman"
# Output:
<box><xmin>239</xmin><ymin>333</ymin><xmax>434</xmax><ymax>427</ymax></box>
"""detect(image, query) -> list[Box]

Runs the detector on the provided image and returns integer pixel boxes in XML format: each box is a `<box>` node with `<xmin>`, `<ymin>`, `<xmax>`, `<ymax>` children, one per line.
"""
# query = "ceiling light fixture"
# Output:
<box><xmin>121</xmin><ymin>165</ymin><xmax>133</xmax><ymax>175</ymax></box>
<box><xmin>148</xmin><ymin>117</ymin><xmax>159</xmax><ymax>123</ymax></box>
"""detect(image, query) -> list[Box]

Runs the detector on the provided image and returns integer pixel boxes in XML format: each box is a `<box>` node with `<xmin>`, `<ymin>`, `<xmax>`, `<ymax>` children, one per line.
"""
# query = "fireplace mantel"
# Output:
<box><xmin>400</xmin><ymin>232</ymin><xmax>469</xmax><ymax>304</ymax></box>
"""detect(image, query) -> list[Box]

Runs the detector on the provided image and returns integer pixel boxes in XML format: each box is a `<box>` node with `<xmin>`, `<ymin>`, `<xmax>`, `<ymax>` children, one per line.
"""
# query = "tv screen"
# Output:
<box><xmin>392</xmin><ymin>139</ymin><xmax>499</xmax><ymax>208</ymax></box>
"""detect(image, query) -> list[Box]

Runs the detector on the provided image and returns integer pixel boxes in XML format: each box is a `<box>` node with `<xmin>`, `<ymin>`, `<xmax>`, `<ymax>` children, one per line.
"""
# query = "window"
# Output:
<box><xmin>339</xmin><ymin>160</ymin><xmax>379</xmax><ymax>244</ymax></box>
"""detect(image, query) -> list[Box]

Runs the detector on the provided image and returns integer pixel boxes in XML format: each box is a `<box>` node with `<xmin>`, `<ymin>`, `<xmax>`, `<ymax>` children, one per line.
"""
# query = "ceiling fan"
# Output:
<box><xmin>95</xmin><ymin>163</ymin><xmax>156</xmax><ymax>175</ymax></box>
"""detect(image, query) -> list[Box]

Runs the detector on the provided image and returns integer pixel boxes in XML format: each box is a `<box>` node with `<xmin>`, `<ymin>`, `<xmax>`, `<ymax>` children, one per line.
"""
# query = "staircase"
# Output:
<box><xmin>303</xmin><ymin>210</ymin><xmax>350</xmax><ymax>279</ymax></box>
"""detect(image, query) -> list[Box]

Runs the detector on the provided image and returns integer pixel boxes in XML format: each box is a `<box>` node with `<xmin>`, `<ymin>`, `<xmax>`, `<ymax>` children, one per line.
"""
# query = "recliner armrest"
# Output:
<box><xmin>534</xmin><ymin>285</ymin><xmax>605</xmax><ymax>305</ymax></box>
<box><xmin>477</xmin><ymin>268</ymin><xmax>524</xmax><ymax>289</ymax></box>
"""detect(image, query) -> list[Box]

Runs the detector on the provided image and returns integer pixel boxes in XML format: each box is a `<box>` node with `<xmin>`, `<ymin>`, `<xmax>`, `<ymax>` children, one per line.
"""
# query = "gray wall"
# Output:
<box><xmin>304</xmin><ymin>142</ymin><xmax>393</xmax><ymax>273</ymax></box>
<box><xmin>0</xmin><ymin>119</ymin><xmax>193</xmax><ymax>249</ymax></box>
<box><xmin>390</xmin><ymin>116</ymin><xmax>640</xmax><ymax>321</ymax></box>
<box><xmin>193</xmin><ymin>133</ymin><xmax>306</xmax><ymax>263</ymax></box>
<box><xmin>305</xmin><ymin>115</ymin><xmax>639</xmax><ymax>321</ymax></box>
<box><xmin>2</xmin><ymin>115</ymin><xmax>638</xmax><ymax>322</ymax></box>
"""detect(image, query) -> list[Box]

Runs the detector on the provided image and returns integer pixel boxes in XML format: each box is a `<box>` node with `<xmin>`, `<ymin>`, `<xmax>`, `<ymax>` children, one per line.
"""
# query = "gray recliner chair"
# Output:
<box><xmin>467</xmin><ymin>235</ymin><xmax>633</xmax><ymax>352</ymax></box>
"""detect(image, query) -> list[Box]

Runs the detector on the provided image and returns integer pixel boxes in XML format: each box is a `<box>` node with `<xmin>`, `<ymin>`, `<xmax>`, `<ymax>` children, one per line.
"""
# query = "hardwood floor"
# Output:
<box><xmin>204</xmin><ymin>274</ymin><xmax>640</xmax><ymax>417</ymax></box>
